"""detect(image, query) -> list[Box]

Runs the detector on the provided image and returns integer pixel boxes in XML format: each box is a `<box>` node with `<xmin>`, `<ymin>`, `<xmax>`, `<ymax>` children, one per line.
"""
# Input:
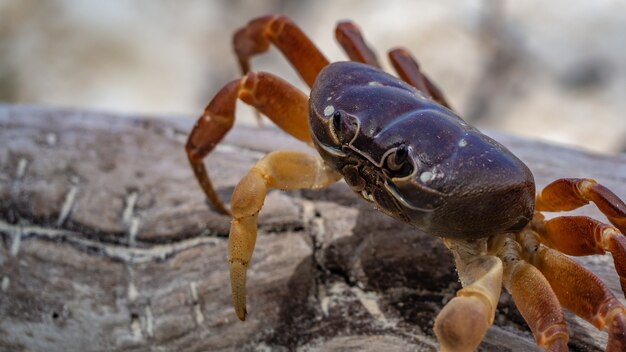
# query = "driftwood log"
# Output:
<box><xmin>1</xmin><ymin>104</ymin><xmax>625</xmax><ymax>351</ymax></box>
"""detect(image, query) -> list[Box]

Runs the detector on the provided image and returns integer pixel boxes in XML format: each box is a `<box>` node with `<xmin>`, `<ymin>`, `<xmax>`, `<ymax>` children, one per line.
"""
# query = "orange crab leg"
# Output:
<box><xmin>333</xmin><ymin>21</ymin><xmax>453</xmax><ymax>111</ymax></box>
<box><xmin>534</xmin><ymin>215</ymin><xmax>626</xmax><ymax>295</ymax></box>
<box><xmin>186</xmin><ymin>72</ymin><xmax>311</xmax><ymax>214</ymax></box>
<box><xmin>335</xmin><ymin>21</ymin><xmax>381</xmax><ymax>67</ymax></box>
<box><xmin>498</xmin><ymin>237</ymin><xmax>569</xmax><ymax>351</ymax></box>
<box><xmin>434</xmin><ymin>252</ymin><xmax>503</xmax><ymax>352</ymax></box>
<box><xmin>527</xmin><ymin>243</ymin><xmax>626</xmax><ymax>351</ymax></box>
<box><xmin>536</xmin><ymin>178</ymin><xmax>626</xmax><ymax>234</ymax></box>
<box><xmin>228</xmin><ymin>151</ymin><xmax>341</xmax><ymax>320</ymax></box>
<box><xmin>233</xmin><ymin>15</ymin><xmax>330</xmax><ymax>88</ymax></box>
<box><xmin>388</xmin><ymin>48</ymin><xmax>452</xmax><ymax>109</ymax></box>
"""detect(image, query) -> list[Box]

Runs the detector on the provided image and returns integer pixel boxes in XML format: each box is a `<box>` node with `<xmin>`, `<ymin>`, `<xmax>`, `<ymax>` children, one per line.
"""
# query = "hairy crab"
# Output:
<box><xmin>185</xmin><ymin>15</ymin><xmax>626</xmax><ymax>351</ymax></box>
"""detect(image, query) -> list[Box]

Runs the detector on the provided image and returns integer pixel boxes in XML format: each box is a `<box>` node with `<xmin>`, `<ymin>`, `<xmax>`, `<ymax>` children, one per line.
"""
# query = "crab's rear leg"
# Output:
<box><xmin>522</xmin><ymin>234</ymin><xmax>626</xmax><ymax>351</ymax></box>
<box><xmin>186</xmin><ymin>72</ymin><xmax>311</xmax><ymax>214</ymax></box>
<box><xmin>434</xmin><ymin>250</ymin><xmax>503</xmax><ymax>352</ymax></box>
<box><xmin>234</xmin><ymin>15</ymin><xmax>329</xmax><ymax>88</ymax></box>
<box><xmin>536</xmin><ymin>178</ymin><xmax>626</xmax><ymax>233</ymax></box>
<box><xmin>388</xmin><ymin>48</ymin><xmax>452</xmax><ymax>109</ymax></box>
<box><xmin>332</xmin><ymin>20</ymin><xmax>452</xmax><ymax>110</ymax></box>
<box><xmin>335</xmin><ymin>21</ymin><xmax>381</xmax><ymax>67</ymax></box>
<box><xmin>533</xmin><ymin>215</ymin><xmax>626</xmax><ymax>296</ymax></box>
<box><xmin>229</xmin><ymin>151</ymin><xmax>341</xmax><ymax>320</ymax></box>
<box><xmin>535</xmin><ymin>178</ymin><xmax>626</xmax><ymax>294</ymax></box>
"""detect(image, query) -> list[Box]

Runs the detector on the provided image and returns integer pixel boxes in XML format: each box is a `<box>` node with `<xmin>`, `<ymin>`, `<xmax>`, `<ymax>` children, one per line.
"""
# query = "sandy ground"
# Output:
<box><xmin>1</xmin><ymin>0</ymin><xmax>625</xmax><ymax>153</ymax></box>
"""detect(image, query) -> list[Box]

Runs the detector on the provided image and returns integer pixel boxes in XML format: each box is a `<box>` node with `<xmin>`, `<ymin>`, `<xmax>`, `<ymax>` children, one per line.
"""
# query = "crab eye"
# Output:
<box><xmin>384</xmin><ymin>145</ymin><xmax>413</xmax><ymax>178</ymax></box>
<box><xmin>331</xmin><ymin>110</ymin><xmax>343</xmax><ymax>135</ymax></box>
<box><xmin>329</xmin><ymin>110</ymin><xmax>358</xmax><ymax>145</ymax></box>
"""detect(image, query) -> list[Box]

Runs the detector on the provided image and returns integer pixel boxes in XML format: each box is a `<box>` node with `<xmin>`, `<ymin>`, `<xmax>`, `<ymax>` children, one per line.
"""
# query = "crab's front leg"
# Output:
<box><xmin>434</xmin><ymin>246</ymin><xmax>503</xmax><ymax>352</ymax></box>
<box><xmin>234</xmin><ymin>15</ymin><xmax>329</xmax><ymax>87</ymax></box>
<box><xmin>186</xmin><ymin>72</ymin><xmax>313</xmax><ymax>214</ymax></box>
<box><xmin>498</xmin><ymin>235</ymin><xmax>569</xmax><ymax>351</ymax></box>
<box><xmin>229</xmin><ymin>151</ymin><xmax>341</xmax><ymax>320</ymax></box>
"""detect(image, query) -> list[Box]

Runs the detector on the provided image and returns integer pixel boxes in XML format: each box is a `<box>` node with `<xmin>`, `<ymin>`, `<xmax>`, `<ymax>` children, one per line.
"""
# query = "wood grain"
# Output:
<box><xmin>1</xmin><ymin>104</ymin><xmax>625</xmax><ymax>351</ymax></box>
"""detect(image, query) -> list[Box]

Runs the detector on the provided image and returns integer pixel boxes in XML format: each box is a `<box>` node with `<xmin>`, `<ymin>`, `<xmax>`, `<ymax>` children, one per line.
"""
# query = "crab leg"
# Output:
<box><xmin>522</xmin><ymin>233</ymin><xmax>626</xmax><ymax>351</ymax></box>
<box><xmin>335</xmin><ymin>21</ymin><xmax>381</xmax><ymax>67</ymax></box>
<box><xmin>498</xmin><ymin>236</ymin><xmax>569</xmax><ymax>351</ymax></box>
<box><xmin>186</xmin><ymin>72</ymin><xmax>311</xmax><ymax>214</ymax></box>
<box><xmin>536</xmin><ymin>178</ymin><xmax>626</xmax><ymax>234</ymax></box>
<box><xmin>233</xmin><ymin>15</ymin><xmax>329</xmax><ymax>88</ymax></box>
<box><xmin>228</xmin><ymin>151</ymin><xmax>341</xmax><ymax>320</ymax></box>
<box><xmin>533</xmin><ymin>215</ymin><xmax>626</xmax><ymax>295</ymax></box>
<box><xmin>333</xmin><ymin>20</ymin><xmax>453</xmax><ymax>111</ymax></box>
<box><xmin>434</xmin><ymin>246</ymin><xmax>503</xmax><ymax>352</ymax></box>
<box><xmin>388</xmin><ymin>48</ymin><xmax>452</xmax><ymax>109</ymax></box>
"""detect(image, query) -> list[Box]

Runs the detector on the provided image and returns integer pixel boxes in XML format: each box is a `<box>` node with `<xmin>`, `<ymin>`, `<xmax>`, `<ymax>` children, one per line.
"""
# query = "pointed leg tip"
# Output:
<box><xmin>235</xmin><ymin>307</ymin><xmax>247</xmax><ymax>321</ymax></box>
<box><xmin>230</xmin><ymin>260</ymin><xmax>249</xmax><ymax>322</ymax></box>
<box><xmin>237</xmin><ymin>309</ymin><xmax>248</xmax><ymax>321</ymax></box>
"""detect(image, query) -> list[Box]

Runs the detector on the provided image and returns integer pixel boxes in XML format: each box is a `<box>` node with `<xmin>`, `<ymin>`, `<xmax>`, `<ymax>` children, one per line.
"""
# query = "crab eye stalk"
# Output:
<box><xmin>332</xmin><ymin>110</ymin><xmax>343</xmax><ymax>133</ymax></box>
<box><xmin>329</xmin><ymin>110</ymin><xmax>358</xmax><ymax>145</ymax></box>
<box><xmin>391</xmin><ymin>145</ymin><xmax>408</xmax><ymax>169</ymax></box>
<box><xmin>384</xmin><ymin>145</ymin><xmax>413</xmax><ymax>178</ymax></box>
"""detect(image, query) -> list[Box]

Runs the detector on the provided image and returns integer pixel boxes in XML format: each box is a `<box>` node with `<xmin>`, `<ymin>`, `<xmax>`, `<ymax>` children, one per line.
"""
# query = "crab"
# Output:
<box><xmin>185</xmin><ymin>15</ymin><xmax>626</xmax><ymax>351</ymax></box>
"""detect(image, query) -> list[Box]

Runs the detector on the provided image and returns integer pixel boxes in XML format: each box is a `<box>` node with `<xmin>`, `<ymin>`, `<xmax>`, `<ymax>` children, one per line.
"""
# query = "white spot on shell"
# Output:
<box><xmin>458</xmin><ymin>138</ymin><xmax>467</xmax><ymax>147</ymax></box>
<box><xmin>368</xmin><ymin>81</ymin><xmax>382</xmax><ymax>86</ymax></box>
<box><xmin>323</xmin><ymin>105</ymin><xmax>335</xmax><ymax>117</ymax></box>
<box><xmin>420</xmin><ymin>171</ymin><xmax>433</xmax><ymax>183</ymax></box>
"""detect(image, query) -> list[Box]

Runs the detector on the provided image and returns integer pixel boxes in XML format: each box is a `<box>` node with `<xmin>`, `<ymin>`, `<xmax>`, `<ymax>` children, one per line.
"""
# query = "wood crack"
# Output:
<box><xmin>0</xmin><ymin>220</ymin><xmax>222</xmax><ymax>264</ymax></box>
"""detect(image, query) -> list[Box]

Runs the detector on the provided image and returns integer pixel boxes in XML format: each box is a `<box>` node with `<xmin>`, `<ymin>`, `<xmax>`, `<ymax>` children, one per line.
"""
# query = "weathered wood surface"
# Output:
<box><xmin>1</xmin><ymin>104</ymin><xmax>625</xmax><ymax>352</ymax></box>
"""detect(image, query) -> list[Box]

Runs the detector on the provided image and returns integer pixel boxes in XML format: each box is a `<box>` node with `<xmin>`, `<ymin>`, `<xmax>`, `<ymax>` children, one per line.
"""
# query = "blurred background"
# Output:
<box><xmin>1</xmin><ymin>0</ymin><xmax>625</xmax><ymax>154</ymax></box>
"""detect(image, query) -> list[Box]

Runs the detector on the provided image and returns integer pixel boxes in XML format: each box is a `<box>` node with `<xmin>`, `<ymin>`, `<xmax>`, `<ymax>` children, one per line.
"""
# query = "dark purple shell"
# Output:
<box><xmin>308</xmin><ymin>61</ymin><xmax>535</xmax><ymax>239</ymax></box>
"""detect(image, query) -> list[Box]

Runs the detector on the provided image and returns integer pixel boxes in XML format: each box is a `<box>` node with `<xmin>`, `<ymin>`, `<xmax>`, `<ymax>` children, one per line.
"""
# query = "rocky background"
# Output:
<box><xmin>1</xmin><ymin>105</ymin><xmax>625</xmax><ymax>351</ymax></box>
<box><xmin>0</xmin><ymin>0</ymin><xmax>625</xmax><ymax>153</ymax></box>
